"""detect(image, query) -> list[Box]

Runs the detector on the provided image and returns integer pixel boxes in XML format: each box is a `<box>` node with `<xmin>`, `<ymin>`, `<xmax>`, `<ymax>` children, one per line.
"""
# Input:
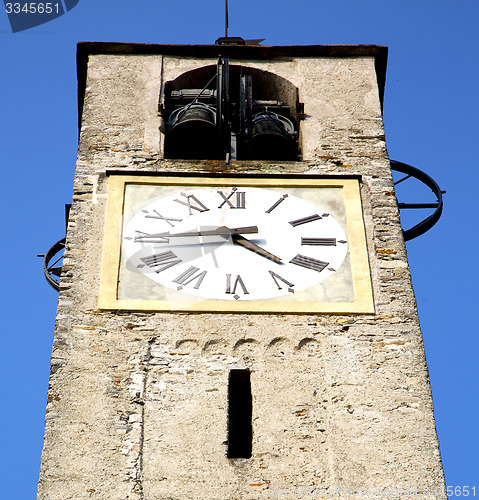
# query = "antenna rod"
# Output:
<box><xmin>225</xmin><ymin>0</ymin><xmax>229</xmax><ymax>37</ymax></box>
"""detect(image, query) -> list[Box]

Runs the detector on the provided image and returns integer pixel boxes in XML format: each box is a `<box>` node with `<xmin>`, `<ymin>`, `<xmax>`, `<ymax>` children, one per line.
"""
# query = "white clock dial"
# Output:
<box><xmin>121</xmin><ymin>186</ymin><xmax>348</xmax><ymax>301</ymax></box>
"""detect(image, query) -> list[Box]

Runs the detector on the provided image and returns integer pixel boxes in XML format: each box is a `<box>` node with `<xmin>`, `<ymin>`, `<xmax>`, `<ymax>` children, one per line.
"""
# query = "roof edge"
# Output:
<box><xmin>76</xmin><ymin>42</ymin><xmax>388</xmax><ymax>131</ymax></box>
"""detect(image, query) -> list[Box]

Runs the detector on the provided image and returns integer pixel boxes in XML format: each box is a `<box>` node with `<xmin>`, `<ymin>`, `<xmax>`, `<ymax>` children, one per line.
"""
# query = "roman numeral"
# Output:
<box><xmin>289</xmin><ymin>214</ymin><xmax>322</xmax><ymax>227</ymax></box>
<box><xmin>174</xmin><ymin>193</ymin><xmax>209</xmax><ymax>215</ymax></box>
<box><xmin>173</xmin><ymin>266</ymin><xmax>207</xmax><ymax>290</ymax></box>
<box><xmin>134</xmin><ymin>231</ymin><xmax>169</xmax><ymax>243</ymax></box>
<box><xmin>143</xmin><ymin>210</ymin><xmax>182</xmax><ymax>227</ymax></box>
<box><xmin>265</xmin><ymin>194</ymin><xmax>288</xmax><ymax>213</ymax></box>
<box><xmin>269</xmin><ymin>270</ymin><xmax>294</xmax><ymax>292</ymax></box>
<box><xmin>225</xmin><ymin>274</ymin><xmax>249</xmax><ymax>298</ymax></box>
<box><xmin>289</xmin><ymin>254</ymin><xmax>329</xmax><ymax>273</ymax></box>
<box><xmin>218</xmin><ymin>187</ymin><xmax>246</xmax><ymax>209</ymax></box>
<box><xmin>140</xmin><ymin>250</ymin><xmax>182</xmax><ymax>273</ymax></box>
<box><xmin>301</xmin><ymin>237</ymin><xmax>337</xmax><ymax>246</ymax></box>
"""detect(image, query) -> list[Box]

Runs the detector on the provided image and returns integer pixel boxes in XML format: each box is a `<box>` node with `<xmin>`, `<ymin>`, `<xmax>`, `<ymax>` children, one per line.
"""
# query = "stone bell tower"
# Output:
<box><xmin>38</xmin><ymin>41</ymin><xmax>445</xmax><ymax>499</ymax></box>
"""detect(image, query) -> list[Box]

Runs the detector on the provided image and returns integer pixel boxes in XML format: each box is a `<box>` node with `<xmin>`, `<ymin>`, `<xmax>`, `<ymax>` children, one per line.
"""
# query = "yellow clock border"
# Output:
<box><xmin>98</xmin><ymin>175</ymin><xmax>374</xmax><ymax>314</ymax></box>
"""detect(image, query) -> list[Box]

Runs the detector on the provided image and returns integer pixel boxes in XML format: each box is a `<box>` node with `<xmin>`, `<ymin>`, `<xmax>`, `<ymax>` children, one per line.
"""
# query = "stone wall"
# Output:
<box><xmin>37</xmin><ymin>46</ymin><xmax>445</xmax><ymax>499</ymax></box>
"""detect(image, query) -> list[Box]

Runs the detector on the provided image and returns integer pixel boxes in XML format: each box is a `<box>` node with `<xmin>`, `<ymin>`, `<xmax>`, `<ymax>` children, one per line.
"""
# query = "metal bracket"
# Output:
<box><xmin>41</xmin><ymin>237</ymin><xmax>66</xmax><ymax>291</ymax></box>
<box><xmin>391</xmin><ymin>160</ymin><xmax>444</xmax><ymax>241</ymax></box>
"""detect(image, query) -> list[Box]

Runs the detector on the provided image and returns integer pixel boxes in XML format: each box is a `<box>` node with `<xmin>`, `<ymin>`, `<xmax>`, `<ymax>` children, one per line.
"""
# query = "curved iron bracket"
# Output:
<box><xmin>42</xmin><ymin>237</ymin><xmax>66</xmax><ymax>291</ymax></box>
<box><xmin>390</xmin><ymin>160</ymin><xmax>444</xmax><ymax>241</ymax></box>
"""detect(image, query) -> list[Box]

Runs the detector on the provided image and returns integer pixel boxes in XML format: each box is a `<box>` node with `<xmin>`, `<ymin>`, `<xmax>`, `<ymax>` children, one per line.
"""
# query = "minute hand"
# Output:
<box><xmin>147</xmin><ymin>226</ymin><xmax>259</xmax><ymax>239</ymax></box>
<box><xmin>231</xmin><ymin>234</ymin><xmax>282</xmax><ymax>263</ymax></box>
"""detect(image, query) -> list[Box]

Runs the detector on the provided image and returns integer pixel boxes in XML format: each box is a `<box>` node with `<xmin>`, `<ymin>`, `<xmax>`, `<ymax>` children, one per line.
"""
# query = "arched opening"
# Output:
<box><xmin>161</xmin><ymin>58</ymin><xmax>302</xmax><ymax>161</ymax></box>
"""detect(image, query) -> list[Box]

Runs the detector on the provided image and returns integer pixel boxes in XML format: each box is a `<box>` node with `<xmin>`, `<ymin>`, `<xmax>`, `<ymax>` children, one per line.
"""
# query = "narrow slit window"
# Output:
<box><xmin>227</xmin><ymin>369</ymin><xmax>252</xmax><ymax>458</ymax></box>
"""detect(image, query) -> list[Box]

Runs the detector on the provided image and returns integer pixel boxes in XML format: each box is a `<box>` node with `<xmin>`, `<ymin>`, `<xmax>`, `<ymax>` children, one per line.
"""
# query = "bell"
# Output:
<box><xmin>251</xmin><ymin>112</ymin><xmax>296</xmax><ymax>160</ymax></box>
<box><xmin>166</xmin><ymin>103</ymin><xmax>222</xmax><ymax>159</ymax></box>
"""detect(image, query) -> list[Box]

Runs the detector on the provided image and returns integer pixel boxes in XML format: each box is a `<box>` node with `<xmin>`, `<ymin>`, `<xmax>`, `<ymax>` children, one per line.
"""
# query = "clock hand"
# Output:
<box><xmin>231</xmin><ymin>234</ymin><xmax>282</xmax><ymax>263</ymax></box>
<box><xmin>144</xmin><ymin>226</ymin><xmax>259</xmax><ymax>239</ymax></box>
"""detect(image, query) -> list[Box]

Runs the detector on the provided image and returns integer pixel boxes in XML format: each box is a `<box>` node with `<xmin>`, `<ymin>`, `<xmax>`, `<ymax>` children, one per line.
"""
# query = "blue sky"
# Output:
<box><xmin>0</xmin><ymin>0</ymin><xmax>478</xmax><ymax>497</ymax></box>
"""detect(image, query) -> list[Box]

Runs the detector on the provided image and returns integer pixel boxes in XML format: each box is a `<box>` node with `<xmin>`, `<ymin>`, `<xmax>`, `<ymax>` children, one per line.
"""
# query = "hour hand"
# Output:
<box><xmin>231</xmin><ymin>234</ymin><xmax>282</xmax><ymax>263</ymax></box>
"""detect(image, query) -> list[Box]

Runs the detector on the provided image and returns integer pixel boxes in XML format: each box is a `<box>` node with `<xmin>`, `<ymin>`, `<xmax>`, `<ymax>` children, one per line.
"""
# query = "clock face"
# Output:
<box><xmin>121</xmin><ymin>186</ymin><xmax>348</xmax><ymax>301</ymax></box>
